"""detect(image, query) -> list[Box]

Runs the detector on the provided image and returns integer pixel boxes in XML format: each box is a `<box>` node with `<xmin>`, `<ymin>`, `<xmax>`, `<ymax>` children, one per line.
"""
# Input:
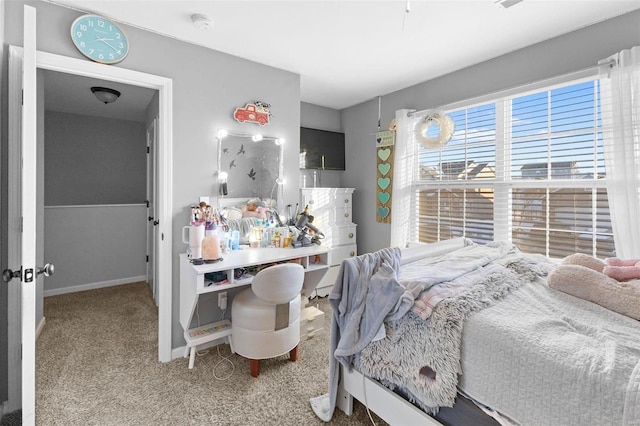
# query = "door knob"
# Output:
<box><xmin>37</xmin><ymin>263</ymin><xmax>55</xmax><ymax>277</ymax></box>
<box><xmin>2</xmin><ymin>268</ymin><xmax>21</xmax><ymax>283</ymax></box>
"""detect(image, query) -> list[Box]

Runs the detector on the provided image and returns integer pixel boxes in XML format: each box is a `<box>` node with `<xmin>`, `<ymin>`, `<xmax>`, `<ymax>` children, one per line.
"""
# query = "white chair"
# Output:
<box><xmin>230</xmin><ymin>263</ymin><xmax>304</xmax><ymax>377</ymax></box>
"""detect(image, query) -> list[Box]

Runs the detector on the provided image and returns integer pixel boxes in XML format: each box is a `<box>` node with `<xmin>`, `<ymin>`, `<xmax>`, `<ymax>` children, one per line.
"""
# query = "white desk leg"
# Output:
<box><xmin>228</xmin><ymin>336</ymin><xmax>235</xmax><ymax>354</ymax></box>
<box><xmin>183</xmin><ymin>345</ymin><xmax>190</xmax><ymax>359</ymax></box>
<box><xmin>189</xmin><ymin>346</ymin><xmax>196</xmax><ymax>369</ymax></box>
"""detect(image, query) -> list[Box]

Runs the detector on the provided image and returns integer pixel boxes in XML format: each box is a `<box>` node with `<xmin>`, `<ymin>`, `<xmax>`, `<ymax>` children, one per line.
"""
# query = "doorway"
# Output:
<box><xmin>6</xmin><ymin>47</ymin><xmax>173</xmax><ymax>414</ymax></box>
<box><xmin>40</xmin><ymin>70</ymin><xmax>156</xmax><ymax>299</ymax></box>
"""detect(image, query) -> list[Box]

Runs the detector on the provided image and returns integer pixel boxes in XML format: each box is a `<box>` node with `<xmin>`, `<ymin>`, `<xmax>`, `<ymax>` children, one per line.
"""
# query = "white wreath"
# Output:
<box><xmin>415</xmin><ymin>110</ymin><xmax>455</xmax><ymax>150</ymax></box>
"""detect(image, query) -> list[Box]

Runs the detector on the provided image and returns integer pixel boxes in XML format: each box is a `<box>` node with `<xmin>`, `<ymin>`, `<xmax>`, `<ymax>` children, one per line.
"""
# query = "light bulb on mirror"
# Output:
<box><xmin>218</xmin><ymin>171</ymin><xmax>228</xmax><ymax>196</ymax></box>
<box><xmin>217</xmin><ymin>129</ymin><xmax>228</xmax><ymax>139</ymax></box>
<box><xmin>252</xmin><ymin>134</ymin><xmax>263</xmax><ymax>142</ymax></box>
<box><xmin>275</xmin><ymin>138</ymin><xmax>285</xmax><ymax>145</ymax></box>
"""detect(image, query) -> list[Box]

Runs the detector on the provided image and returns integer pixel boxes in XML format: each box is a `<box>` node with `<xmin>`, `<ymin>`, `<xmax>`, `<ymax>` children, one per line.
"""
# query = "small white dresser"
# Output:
<box><xmin>300</xmin><ymin>187</ymin><xmax>357</xmax><ymax>297</ymax></box>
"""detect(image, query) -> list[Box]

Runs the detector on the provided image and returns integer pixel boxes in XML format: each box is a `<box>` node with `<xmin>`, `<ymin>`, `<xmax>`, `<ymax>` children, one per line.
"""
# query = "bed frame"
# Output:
<box><xmin>333</xmin><ymin>238</ymin><xmax>471</xmax><ymax>426</ymax></box>
<box><xmin>337</xmin><ymin>365</ymin><xmax>443</xmax><ymax>426</ymax></box>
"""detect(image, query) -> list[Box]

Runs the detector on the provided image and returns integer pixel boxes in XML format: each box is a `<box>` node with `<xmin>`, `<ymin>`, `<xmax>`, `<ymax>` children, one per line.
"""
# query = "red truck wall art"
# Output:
<box><xmin>233</xmin><ymin>102</ymin><xmax>271</xmax><ymax>126</ymax></box>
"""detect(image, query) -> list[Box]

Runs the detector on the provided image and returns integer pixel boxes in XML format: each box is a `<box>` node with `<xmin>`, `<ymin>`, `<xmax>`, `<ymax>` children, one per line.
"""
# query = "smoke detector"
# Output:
<box><xmin>191</xmin><ymin>14</ymin><xmax>213</xmax><ymax>30</ymax></box>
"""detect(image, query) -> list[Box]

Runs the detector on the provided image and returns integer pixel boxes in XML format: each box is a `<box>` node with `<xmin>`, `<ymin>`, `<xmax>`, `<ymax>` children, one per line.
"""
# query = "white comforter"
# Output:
<box><xmin>459</xmin><ymin>276</ymin><xmax>640</xmax><ymax>426</ymax></box>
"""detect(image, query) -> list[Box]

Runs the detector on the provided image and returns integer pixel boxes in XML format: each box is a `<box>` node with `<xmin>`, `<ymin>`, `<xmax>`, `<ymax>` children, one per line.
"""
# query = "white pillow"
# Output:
<box><xmin>224</xmin><ymin>207</ymin><xmax>243</xmax><ymax>220</ymax></box>
<box><xmin>400</xmin><ymin>238</ymin><xmax>467</xmax><ymax>265</ymax></box>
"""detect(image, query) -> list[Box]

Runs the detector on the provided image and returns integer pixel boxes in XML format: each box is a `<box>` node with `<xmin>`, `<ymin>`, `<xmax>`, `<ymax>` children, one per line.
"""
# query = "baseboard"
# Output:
<box><xmin>172</xmin><ymin>346</ymin><xmax>187</xmax><ymax>360</ymax></box>
<box><xmin>43</xmin><ymin>275</ymin><xmax>147</xmax><ymax>297</ymax></box>
<box><xmin>36</xmin><ymin>316</ymin><xmax>46</xmax><ymax>340</ymax></box>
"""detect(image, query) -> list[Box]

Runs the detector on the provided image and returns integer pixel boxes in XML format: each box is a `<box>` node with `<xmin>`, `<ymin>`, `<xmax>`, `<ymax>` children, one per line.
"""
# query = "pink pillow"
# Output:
<box><xmin>606</xmin><ymin>257</ymin><xmax>640</xmax><ymax>266</ymax></box>
<box><xmin>603</xmin><ymin>265</ymin><xmax>640</xmax><ymax>281</ymax></box>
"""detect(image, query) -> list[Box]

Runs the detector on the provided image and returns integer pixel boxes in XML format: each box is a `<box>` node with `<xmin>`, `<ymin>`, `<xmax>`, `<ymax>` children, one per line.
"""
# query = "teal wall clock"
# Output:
<box><xmin>70</xmin><ymin>14</ymin><xmax>129</xmax><ymax>64</ymax></box>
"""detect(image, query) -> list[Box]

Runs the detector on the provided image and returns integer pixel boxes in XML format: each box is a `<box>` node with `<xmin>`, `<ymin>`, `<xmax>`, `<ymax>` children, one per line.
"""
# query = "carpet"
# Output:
<box><xmin>0</xmin><ymin>410</ymin><xmax>21</xmax><ymax>426</ymax></box>
<box><xmin>35</xmin><ymin>282</ymin><xmax>384</xmax><ymax>425</ymax></box>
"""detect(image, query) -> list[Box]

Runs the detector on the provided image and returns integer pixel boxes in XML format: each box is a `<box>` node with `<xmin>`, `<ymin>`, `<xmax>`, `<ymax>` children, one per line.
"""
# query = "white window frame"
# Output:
<box><xmin>409</xmin><ymin>68</ymin><xmax>612</xmax><ymax>258</ymax></box>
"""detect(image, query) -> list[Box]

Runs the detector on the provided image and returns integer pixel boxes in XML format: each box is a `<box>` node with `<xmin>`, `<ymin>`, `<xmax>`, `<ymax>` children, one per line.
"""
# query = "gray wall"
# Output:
<box><xmin>300</xmin><ymin>102</ymin><xmax>343</xmax><ymax>189</ymax></box>
<box><xmin>44</xmin><ymin>111</ymin><xmax>146</xmax><ymax>206</ymax></box>
<box><xmin>342</xmin><ymin>10</ymin><xmax>640</xmax><ymax>256</ymax></box>
<box><xmin>43</xmin><ymin>110</ymin><xmax>147</xmax><ymax>294</ymax></box>
<box><xmin>2</xmin><ymin>0</ymin><xmax>301</xmax><ymax>354</ymax></box>
<box><xmin>43</xmin><ymin>205</ymin><xmax>146</xmax><ymax>293</ymax></box>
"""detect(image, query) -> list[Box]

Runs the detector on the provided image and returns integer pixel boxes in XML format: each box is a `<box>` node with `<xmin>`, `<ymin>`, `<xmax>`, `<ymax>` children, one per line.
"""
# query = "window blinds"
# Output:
<box><xmin>412</xmin><ymin>78</ymin><xmax>614</xmax><ymax>258</ymax></box>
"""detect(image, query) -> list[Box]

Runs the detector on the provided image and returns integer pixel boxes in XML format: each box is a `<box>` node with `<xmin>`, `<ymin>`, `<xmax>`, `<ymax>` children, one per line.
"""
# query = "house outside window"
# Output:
<box><xmin>412</xmin><ymin>77</ymin><xmax>615</xmax><ymax>258</ymax></box>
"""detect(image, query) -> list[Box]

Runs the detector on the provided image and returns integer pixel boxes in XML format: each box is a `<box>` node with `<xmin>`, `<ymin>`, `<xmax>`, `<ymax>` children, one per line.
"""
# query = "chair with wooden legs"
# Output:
<box><xmin>230</xmin><ymin>263</ymin><xmax>304</xmax><ymax>377</ymax></box>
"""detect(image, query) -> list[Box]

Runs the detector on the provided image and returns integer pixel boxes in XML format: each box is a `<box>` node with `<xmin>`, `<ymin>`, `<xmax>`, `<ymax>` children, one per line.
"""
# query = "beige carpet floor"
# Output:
<box><xmin>36</xmin><ymin>282</ymin><xmax>385</xmax><ymax>426</ymax></box>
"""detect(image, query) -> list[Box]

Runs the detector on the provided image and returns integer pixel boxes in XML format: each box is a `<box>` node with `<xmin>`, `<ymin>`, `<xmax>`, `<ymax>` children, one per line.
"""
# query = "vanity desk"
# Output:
<box><xmin>179</xmin><ymin>245</ymin><xmax>330</xmax><ymax>368</ymax></box>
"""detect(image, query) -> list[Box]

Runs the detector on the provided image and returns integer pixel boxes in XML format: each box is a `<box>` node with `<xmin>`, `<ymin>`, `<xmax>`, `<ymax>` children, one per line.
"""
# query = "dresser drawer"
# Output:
<box><xmin>332</xmin><ymin>225</ymin><xmax>357</xmax><ymax>246</ymax></box>
<box><xmin>333</xmin><ymin>193</ymin><xmax>352</xmax><ymax>208</ymax></box>
<box><xmin>329</xmin><ymin>244</ymin><xmax>357</xmax><ymax>266</ymax></box>
<box><xmin>310</xmin><ymin>207</ymin><xmax>352</xmax><ymax>228</ymax></box>
<box><xmin>301</xmin><ymin>188</ymin><xmax>354</xmax><ymax>211</ymax></box>
<box><xmin>321</xmin><ymin>224</ymin><xmax>357</xmax><ymax>247</ymax></box>
<box><xmin>301</xmin><ymin>189</ymin><xmax>332</xmax><ymax>210</ymax></box>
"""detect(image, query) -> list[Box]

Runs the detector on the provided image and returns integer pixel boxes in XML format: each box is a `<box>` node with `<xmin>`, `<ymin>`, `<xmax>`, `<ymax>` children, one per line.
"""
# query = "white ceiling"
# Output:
<box><xmin>47</xmin><ymin>0</ymin><xmax>640</xmax><ymax>110</ymax></box>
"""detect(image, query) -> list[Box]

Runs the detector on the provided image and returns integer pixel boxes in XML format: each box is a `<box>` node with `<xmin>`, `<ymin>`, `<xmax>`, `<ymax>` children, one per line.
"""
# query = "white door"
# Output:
<box><xmin>21</xmin><ymin>5</ymin><xmax>38</xmax><ymax>425</ymax></box>
<box><xmin>146</xmin><ymin>118</ymin><xmax>158</xmax><ymax>305</ymax></box>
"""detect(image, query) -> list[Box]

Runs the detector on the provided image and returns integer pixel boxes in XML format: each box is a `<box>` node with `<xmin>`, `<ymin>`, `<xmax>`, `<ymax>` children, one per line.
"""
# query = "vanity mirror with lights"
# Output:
<box><xmin>216</xmin><ymin>130</ymin><xmax>285</xmax><ymax>211</ymax></box>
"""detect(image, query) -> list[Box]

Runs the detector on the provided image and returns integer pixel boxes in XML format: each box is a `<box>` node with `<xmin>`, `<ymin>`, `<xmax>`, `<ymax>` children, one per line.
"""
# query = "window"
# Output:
<box><xmin>412</xmin><ymin>78</ymin><xmax>615</xmax><ymax>258</ymax></box>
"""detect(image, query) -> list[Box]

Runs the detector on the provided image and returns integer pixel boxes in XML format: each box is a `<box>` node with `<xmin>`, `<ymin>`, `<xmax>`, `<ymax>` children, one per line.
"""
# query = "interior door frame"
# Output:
<box><xmin>6</xmin><ymin>47</ymin><xmax>174</xmax><ymax>412</ymax></box>
<box><xmin>146</xmin><ymin>117</ymin><xmax>159</xmax><ymax>305</ymax></box>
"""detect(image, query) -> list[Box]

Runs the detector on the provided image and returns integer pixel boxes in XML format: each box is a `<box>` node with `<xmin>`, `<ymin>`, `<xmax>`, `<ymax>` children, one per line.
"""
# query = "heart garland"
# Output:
<box><xmin>376</xmin><ymin>145</ymin><xmax>394</xmax><ymax>223</ymax></box>
<box><xmin>374</xmin><ymin>97</ymin><xmax>395</xmax><ymax>223</ymax></box>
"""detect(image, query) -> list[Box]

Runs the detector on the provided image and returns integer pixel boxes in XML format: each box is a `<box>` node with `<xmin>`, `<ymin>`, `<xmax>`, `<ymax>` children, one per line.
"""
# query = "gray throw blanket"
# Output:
<box><xmin>225</xmin><ymin>217</ymin><xmax>258</xmax><ymax>243</ymax></box>
<box><xmin>311</xmin><ymin>247</ymin><xmax>407</xmax><ymax>421</ymax></box>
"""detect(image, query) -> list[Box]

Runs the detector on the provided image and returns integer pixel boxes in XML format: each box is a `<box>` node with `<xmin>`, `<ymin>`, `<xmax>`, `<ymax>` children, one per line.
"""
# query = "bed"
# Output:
<box><xmin>311</xmin><ymin>238</ymin><xmax>640</xmax><ymax>426</ymax></box>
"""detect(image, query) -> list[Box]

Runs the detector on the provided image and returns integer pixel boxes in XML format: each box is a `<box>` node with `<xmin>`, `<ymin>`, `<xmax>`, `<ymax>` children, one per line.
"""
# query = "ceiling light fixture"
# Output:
<box><xmin>495</xmin><ymin>0</ymin><xmax>525</xmax><ymax>9</ymax></box>
<box><xmin>90</xmin><ymin>87</ymin><xmax>121</xmax><ymax>104</ymax></box>
<box><xmin>191</xmin><ymin>14</ymin><xmax>213</xmax><ymax>30</ymax></box>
